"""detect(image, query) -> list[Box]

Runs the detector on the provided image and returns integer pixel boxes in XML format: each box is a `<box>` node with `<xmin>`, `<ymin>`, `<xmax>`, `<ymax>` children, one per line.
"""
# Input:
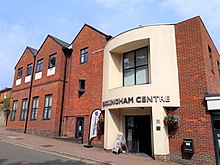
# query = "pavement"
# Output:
<box><xmin>0</xmin><ymin>126</ymin><xmax>178</xmax><ymax>165</ymax></box>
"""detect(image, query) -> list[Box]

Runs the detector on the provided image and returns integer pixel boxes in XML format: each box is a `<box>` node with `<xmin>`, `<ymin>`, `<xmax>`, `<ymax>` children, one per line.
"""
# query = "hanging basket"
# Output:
<box><xmin>164</xmin><ymin>111</ymin><xmax>180</xmax><ymax>132</ymax></box>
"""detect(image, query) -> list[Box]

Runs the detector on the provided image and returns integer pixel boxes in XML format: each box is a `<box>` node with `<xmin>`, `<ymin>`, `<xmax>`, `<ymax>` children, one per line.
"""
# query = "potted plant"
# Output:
<box><xmin>164</xmin><ymin>111</ymin><xmax>180</xmax><ymax>131</ymax></box>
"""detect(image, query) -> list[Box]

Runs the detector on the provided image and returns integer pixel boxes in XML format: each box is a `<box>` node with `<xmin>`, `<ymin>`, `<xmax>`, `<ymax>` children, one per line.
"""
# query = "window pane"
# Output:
<box><xmin>33</xmin><ymin>98</ymin><xmax>36</xmax><ymax>108</ymax></box>
<box><xmin>214</xmin><ymin>120</ymin><xmax>220</xmax><ymax>129</ymax></box>
<box><xmin>49</xmin><ymin>54</ymin><xmax>56</xmax><ymax>68</ymax></box>
<box><xmin>136</xmin><ymin>66</ymin><xmax>148</xmax><ymax>84</ymax></box>
<box><xmin>13</xmin><ymin>101</ymin><xmax>18</xmax><ymax>110</ymax></box>
<box><xmin>136</xmin><ymin>48</ymin><xmax>148</xmax><ymax>67</ymax></box>
<box><xmin>49</xmin><ymin>96</ymin><xmax>52</xmax><ymax>106</ymax></box>
<box><xmin>48</xmin><ymin>108</ymin><xmax>51</xmax><ymax>118</ymax></box>
<box><xmin>81</xmin><ymin>54</ymin><xmax>85</xmax><ymax>63</ymax></box>
<box><xmin>80</xmin><ymin>48</ymin><xmax>88</xmax><ymax>63</ymax></box>
<box><xmin>17</xmin><ymin>68</ymin><xmax>23</xmax><ymax>79</ymax></box>
<box><xmin>85</xmin><ymin>53</ymin><xmax>88</xmax><ymax>62</ymax></box>
<box><xmin>37</xmin><ymin>60</ymin><xmax>43</xmax><ymax>72</ymax></box>
<box><xmin>36</xmin><ymin>98</ymin><xmax>39</xmax><ymax>107</ymax></box>
<box><xmin>45</xmin><ymin>96</ymin><xmax>49</xmax><ymax>106</ymax></box>
<box><xmin>124</xmin><ymin>52</ymin><xmax>134</xmax><ymax>69</ymax></box>
<box><xmin>44</xmin><ymin>109</ymin><xmax>48</xmax><ymax>119</ymax></box>
<box><xmin>26</xmin><ymin>64</ymin><xmax>33</xmax><ymax>75</ymax></box>
<box><xmin>124</xmin><ymin>69</ymin><xmax>135</xmax><ymax>86</ymax></box>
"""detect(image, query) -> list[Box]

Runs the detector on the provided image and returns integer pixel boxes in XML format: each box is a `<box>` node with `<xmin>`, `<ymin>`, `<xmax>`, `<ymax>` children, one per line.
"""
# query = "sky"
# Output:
<box><xmin>0</xmin><ymin>0</ymin><xmax>220</xmax><ymax>89</ymax></box>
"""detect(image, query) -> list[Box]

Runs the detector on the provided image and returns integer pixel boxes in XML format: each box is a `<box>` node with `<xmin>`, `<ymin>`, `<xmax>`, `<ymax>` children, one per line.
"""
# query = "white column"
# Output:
<box><xmin>104</xmin><ymin>109</ymin><xmax>120</xmax><ymax>150</ymax></box>
<box><xmin>152</xmin><ymin>105</ymin><xmax>169</xmax><ymax>156</ymax></box>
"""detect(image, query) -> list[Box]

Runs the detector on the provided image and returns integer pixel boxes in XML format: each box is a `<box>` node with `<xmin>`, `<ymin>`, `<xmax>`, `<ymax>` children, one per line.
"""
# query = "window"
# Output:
<box><xmin>17</xmin><ymin>68</ymin><xmax>23</xmax><ymax>79</ymax></box>
<box><xmin>31</xmin><ymin>97</ymin><xmax>38</xmax><ymax>120</ymax></box>
<box><xmin>36</xmin><ymin>59</ymin><xmax>43</xmax><ymax>72</ymax></box>
<box><xmin>209</xmin><ymin>45</ymin><xmax>214</xmax><ymax>71</ymax></box>
<box><xmin>123</xmin><ymin>47</ymin><xmax>149</xmax><ymax>86</ymax></box>
<box><xmin>49</xmin><ymin>54</ymin><xmax>56</xmax><ymax>68</ymax></box>
<box><xmin>43</xmin><ymin>94</ymin><xmax>52</xmax><ymax>120</ymax></box>
<box><xmin>20</xmin><ymin>99</ymin><xmax>28</xmax><ymax>120</ymax></box>
<box><xmin>80</xmin><ymin>48</ymin><xmax>88</xmax><ymax>63</ymax></box>
<box><xmin>11</xmin><ymin>100</ymin><xmax>18</xmax><ymax>121</ymax></box>
<box><xmin>217</xmin><ymin>61</ymin><xmax>220</xmax><ymax>79</ymax></box>
<box><xmin>26</xmin><ymin>64</ymin><xmax>33</xmax><ymax>76</ymax></box>
<box><xmin>78</xmin><ymin>78</ymin><xmax>86</xmax><ymax>93</ymax></box>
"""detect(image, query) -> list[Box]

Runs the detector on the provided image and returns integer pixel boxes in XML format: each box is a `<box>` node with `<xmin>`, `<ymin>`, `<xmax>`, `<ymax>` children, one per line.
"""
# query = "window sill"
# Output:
<box><xmin>80</xmin><ymin>61</ymin><xmax>88</xmax><ymax>64</ymax></box>
<box><xmin>30</xmin><ymin>119</ymin><xmax>37</xmax><ymax>121</ymax></box>
<box><xmin>78</xmin><ymin>89</ymin><xmax>85</xmax><ymax>93</ymax></box>
<box><xmin>43</xmin><ymin>118</ymin><xmax>50</xmax><ymax>120</ymax></box>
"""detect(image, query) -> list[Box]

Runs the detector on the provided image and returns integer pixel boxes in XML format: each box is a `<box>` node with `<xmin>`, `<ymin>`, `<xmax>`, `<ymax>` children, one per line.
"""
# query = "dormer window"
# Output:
<box><xmin>26</xmin><ymin>64</ymin><xmax>33</xmax><ymax>76</ymax></box>
<box><xmin>36</xmin><ymin>59</ymin><xmax>43</xmax><ymax>72</ymax></box>
<box><xmin>49</xmin><ymin>54</ymin><xmax>56</xmax><ymax>68</ymax></box>
<box><xmin>17</xmin><ymin>67</ymin><xmax>23</xmax><ymax>79</ymax></box>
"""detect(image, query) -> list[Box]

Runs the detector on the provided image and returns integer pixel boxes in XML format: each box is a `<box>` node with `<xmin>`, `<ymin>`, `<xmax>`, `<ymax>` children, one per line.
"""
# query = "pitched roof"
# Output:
<box><xmin>0</xmin><ymin>87</ymin><xmax>12</xmax><ymax>93</ymax></box>
<box><xmin>14</xmin><ymin>46</ymin><xmax>38</xmax><ymax>69</ymax></box>
<box><xmin>49</xmin><ymin>35</ymin><xmax>70</xmax><ymax>48</ymax></box>
<box><xmin>27</xmin><ymin>46</ymin><xmax>38</xmax><ymax>56</ymax></box>
<box><xmin>71</xmin><ymin>24</ymin><xmax>109</xmax><ymax>44</ymax></box>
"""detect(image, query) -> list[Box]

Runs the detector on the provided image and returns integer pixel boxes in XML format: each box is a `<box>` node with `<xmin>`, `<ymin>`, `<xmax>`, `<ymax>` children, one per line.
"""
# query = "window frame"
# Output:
<box><xmin>80</xmin><ymin>48</ymin><xmax>88</xmax><ymax>64</ymax></box>
<box><xmin>20</xmin><ymin>99</ymin><xmax>28</xmax><ymax>121</ymax></box>
<box><xmin>48</xmin><ymin>54</ymin><xmax>56</xmax><ymax>69</ymax></box>
<box><xmin>26</xmin><ymin>63</ymin><xmax>33</xmax><ymax>76</ymax></box>
<box><xmin>36</xmin><ymin>59</ymin><xmax>43</xmax><ymax>73</ymax></box>
<box><xmin>11</xmin><ymin>100</ymin><xmax>18</xmax><ymax>121</ymax></box>
<box><xmin>17</xmin><ymin>67</ymin><xmax>23</xmax><ymax>79</ymax></box>
<box><xmin>43</xmin><ymin>94</ymin><xmax>52</xmax><ymax>120</ymax></box>
<box><xmin>208</xmin><ymin>45</ymin><xmax>214</xmax><ymax>72</ymax></box>
<box><xmin>78</xmin><ymin>78</ymin><xmax>86</xmax><ymax>93</ymax></box>
<box><xmin>123</xmin><ymin>46</ymin><xmax>149</xmax><ymax>86</ymax></box>
<box><xmin>31</xmin><ymin>97</ymin><xmax>39</xmax><ymax>120</ymax></box>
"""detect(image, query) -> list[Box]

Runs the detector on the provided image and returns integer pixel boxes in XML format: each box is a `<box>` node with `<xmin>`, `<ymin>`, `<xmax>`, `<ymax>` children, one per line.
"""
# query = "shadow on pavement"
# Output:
<box><xmin>0</xmin><ymin>158</ymin><xmax>94</xmax><ymax>165</ymax></box>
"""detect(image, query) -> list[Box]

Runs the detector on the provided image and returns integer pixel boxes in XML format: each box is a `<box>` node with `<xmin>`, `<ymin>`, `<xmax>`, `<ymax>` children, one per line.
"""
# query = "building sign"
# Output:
<box><xmin>103</xmin><ymin>96</ymin><xmax>170</xmax><ymax>108</ymax></box>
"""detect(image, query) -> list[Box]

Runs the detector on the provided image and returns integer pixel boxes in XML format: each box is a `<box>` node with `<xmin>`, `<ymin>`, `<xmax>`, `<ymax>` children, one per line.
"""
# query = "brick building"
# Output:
<box><xmin>7</xmin><ymin>24</ymin><xmax>109</xmax><ymax>144</ymax></box>
<box><xmin>0</xmin><ymin>88</ymin><xmax>11</xmax><ymax>126</ymax></box>
<box><xmin>62</xmin><ymin>24</ymin><xmax>109</xmax><ymax>145</ymax></box>
<box><xmin>102</xmin><ymin>16</ymin><xmax>220</xmax><ymax>165</ymax></box>
<box><xmin>6</xmin><ymin>17</ymin><xmax>220</xmax><ymax>164</ymax></box>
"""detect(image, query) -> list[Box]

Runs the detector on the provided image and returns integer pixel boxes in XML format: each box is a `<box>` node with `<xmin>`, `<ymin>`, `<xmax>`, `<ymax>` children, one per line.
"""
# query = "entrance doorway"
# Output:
<box><xmin>212</xmin><ymin>114</ymin><xmax>220</xmax><ymax>165</ymax></box>
<box><xmin>75</xmin><ymin>118</ymin><xmax>84</xmax><ymax>144</ymax></box>
<box><xmin>125</xmin><ymin>115</ymin><xmax>152</xmax><ymax>156</ymax></box>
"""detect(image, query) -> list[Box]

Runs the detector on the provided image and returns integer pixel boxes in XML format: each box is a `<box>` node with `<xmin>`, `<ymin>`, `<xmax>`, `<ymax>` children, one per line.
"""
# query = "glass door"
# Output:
<box><xmin>216</xmin><ymin>132</ymin><xmax>220</xmax><ymax>164</ymax></box>
<box><xmin>212</xmin><ymin>115</ymin><xmax>220</xmax><ymax>165</ymax></box>
<box><xmin>75</xmin><ymin>118</ymin><xmax>84</xmax><ymax>144</ymax></box>
<box><xmin>125</xmin><ymin>116</ymin><xmax>152</xmax><ymax>155</ymax></box>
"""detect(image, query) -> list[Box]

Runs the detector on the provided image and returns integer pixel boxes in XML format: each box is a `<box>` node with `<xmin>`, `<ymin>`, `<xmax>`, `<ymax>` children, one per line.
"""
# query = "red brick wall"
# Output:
<box><xmin>7</xmin><ymin>48</ymin><xmax>34</xmax><ymax>130</ymax></box>
<box><xmin>63</xmin><ymin>25</ymin><xmax>107</xmax><ymax>145</ymax></box>
<box><xmin>12</xmin><ymin>48</ymin><xmax>34</xmax><ymax>92</ymax></box>
<box><xmin>0</xmin><ymin>90</ymin><xmax>11</xmax><ymax>101</ymax></box>
<box><xmin>7</xmin><ymin>37</ymin><xmax>67</xmax><ymax>137</ymax></box>
<box><xmin>172</xmin><ymin>16</ymin><xmax>220</xmax><ymax>164</ymax></box>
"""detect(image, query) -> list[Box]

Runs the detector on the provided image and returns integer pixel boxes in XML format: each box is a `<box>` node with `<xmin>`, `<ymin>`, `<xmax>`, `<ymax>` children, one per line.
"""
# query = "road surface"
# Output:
<box><xmin>0</xmin><ymin>140</ymin><xmax>92</xmax><ymax>165</ymax></box>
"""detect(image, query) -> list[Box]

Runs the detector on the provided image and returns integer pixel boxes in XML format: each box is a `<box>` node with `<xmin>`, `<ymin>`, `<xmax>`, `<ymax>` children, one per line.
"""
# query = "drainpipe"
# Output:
<box><xmin>24</xmin><ymin>54</ymin><xmax>37</xmax><ymax>133</ymax></box>
<box><xmin>58</xmin><ymin>47</ymin><xmax>72</xmax><ymax>137</ymax></box>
